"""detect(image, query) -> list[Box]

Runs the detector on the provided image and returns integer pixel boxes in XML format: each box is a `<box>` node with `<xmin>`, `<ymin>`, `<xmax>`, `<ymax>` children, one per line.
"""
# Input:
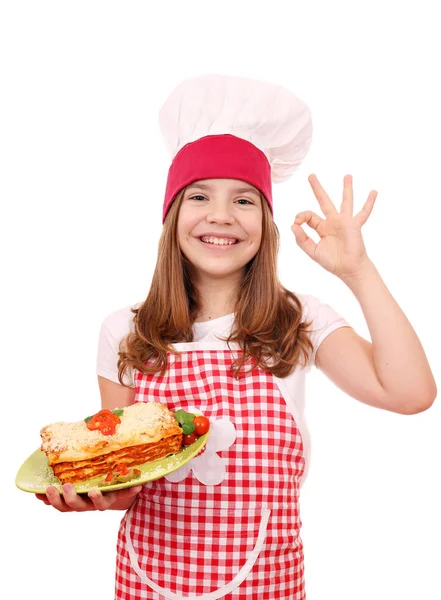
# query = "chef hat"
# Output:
<box><xmin>159</xmin><ymin>74</ymin><xmax>313</xmax><ymax>223</ymax></box>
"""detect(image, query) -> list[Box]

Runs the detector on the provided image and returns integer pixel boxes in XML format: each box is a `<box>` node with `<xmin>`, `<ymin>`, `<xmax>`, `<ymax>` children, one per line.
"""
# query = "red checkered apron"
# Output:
<box><xmin>115</xmin><ymin>343</ymin><xmax>306</xmax><ymax>599</ymax></box>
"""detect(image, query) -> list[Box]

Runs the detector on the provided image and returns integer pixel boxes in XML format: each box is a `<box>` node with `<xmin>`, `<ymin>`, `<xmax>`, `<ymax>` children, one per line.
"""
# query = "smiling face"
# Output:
<box><xmin>176</xmin><ymin>178</ymin><xmax>264</xmax><ymax>285</ymax></box>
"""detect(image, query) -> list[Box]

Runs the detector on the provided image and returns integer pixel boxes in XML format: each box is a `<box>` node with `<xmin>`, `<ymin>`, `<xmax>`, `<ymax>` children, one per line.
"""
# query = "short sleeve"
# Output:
<box><xmin>297</xmin><ymin>293</ymin><xmax>351</xmax><ymax>368</ymax></box>
<box><xmin>96</xmin><ymin>305</ymin><xmax>138</xmax><ymax>387</ymax></box>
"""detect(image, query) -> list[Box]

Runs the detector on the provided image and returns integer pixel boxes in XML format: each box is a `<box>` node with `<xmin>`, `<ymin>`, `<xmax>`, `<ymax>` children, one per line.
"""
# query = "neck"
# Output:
<box><xmin>193</xmin><ymin>274</ymin><xmax>241</xmax><ymax>322</ymax></box>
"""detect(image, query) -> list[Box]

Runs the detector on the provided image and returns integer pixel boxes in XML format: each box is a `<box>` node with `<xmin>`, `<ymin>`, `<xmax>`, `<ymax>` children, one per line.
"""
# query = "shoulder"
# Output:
<box><xmin>289</xmin><ymin>291</ymin><xmax>325</xmax><ymax>320</ymax></box>
<box><xmin>293</xmin><ymin>292</ymin><xmax>339</xmax><ymax>321</ymax></box>
<box><xmin>99</xmin><ymin>302</ymin><xmax>142</xmax><ymax>340</ymax></box>
<box><xmin>289</xmin><ymin>291</ymin><xmax>350</xmax><ymax>352</ymax></box>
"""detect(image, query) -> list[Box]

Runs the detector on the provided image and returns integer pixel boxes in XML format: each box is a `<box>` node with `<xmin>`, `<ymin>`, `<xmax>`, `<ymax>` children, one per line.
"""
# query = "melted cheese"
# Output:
<box><xmin>40</xmin><ymin>402</ymin><xmax>182</xmax><ymax>464</ymax></box>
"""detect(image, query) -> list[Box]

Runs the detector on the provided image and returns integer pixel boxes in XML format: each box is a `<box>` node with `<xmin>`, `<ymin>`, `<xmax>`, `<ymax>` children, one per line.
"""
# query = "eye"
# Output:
<box><xmin>189</xmin><ymin>195</ymin><xmax>207</xmax><ymax>201</ymax></box>
<box><xmin>236</xmin><ymin>198</ymin><xmax>253</xmax><ymax>205</ymax></box>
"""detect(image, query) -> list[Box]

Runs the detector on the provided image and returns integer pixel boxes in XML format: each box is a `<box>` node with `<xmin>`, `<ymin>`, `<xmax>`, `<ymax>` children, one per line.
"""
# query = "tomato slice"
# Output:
<box><xmin>104</xmin><ymin>472</ymin><xmax>114</xmax><ymax>482</ymax></box>
<box><xmin>91</xmin><ymin>410</ymin><xmax>113</xmax><ymax>423</ymax></box>
<box><xmin>194</xmin><ymin>416</ymin><xmax>210</xmax><ymax>436</ymax></box>
<box><xmin>115</xmin><ymin>463</ymin><xmax>129</xmax><ymax>475</ymax></box>
<box><xmin>86</xmin><ymin>419</ymin><xmax>101</xmax><ymax>431</ymax></box>
<box><xmin>100</xmin><ymin>418</ymin><xmax>117</xmax><ymax>436</ymax></box>
<box><xmin>87</xmin><ymin>409</ymin><xmax>121</xmax><ymax>434</ymax></box>
<box><xmin>96</xmin><ymin>409</ymin><xmax>113</xmax><ymax>416</ymax></box>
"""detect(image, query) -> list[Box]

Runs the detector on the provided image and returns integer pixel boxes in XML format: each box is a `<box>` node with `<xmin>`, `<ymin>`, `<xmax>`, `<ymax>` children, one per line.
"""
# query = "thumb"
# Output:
<box><xmin>105</xmin><ymin>484</ymin><xmax>143</xmax><ymax>502</ymax></box>
<box><xmin>291</xmin><ymin>223</ymin><xmax>317</xmax><ymax>261</ymax></box>
<box><xmin>120</xmin><ymin>485</ymin><xmax>143</xmax><ymax>497</ymax></box>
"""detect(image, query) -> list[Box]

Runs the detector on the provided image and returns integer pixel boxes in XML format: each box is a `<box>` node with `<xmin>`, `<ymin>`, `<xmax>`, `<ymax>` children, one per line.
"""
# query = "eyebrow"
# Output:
<box><xmin>186</xmin><ymin>183</ymin><xmax>261</xmax><ymax>198</ymax></box>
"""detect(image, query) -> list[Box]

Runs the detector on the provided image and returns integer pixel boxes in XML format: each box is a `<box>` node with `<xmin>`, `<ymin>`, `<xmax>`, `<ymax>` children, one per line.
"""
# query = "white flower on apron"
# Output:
<box><xmin>165</xmin><ymin>418</ymin><xmax>236</xmax><ymax>485</ymax></box>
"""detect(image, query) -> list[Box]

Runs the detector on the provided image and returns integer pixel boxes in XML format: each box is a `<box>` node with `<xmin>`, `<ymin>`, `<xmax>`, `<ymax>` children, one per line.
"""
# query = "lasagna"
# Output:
<box><xmin>40</xmin><ymin>402</ymin><xmax>183</xmax><ymax>484</ymax></box>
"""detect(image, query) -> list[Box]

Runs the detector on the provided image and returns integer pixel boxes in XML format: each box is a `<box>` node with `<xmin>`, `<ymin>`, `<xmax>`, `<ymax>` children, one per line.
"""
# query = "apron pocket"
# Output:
<box><xmin>124</xmin><ymin>503</ymin><xmax>271</xmax><ymax>600</ymax></box>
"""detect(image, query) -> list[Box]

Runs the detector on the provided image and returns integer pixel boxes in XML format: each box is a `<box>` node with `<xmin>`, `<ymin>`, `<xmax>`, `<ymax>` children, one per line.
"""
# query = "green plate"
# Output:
<box><xmin>15</xmin><ymin>432</ymin><xmax>209</xmax><ymax>495</ymax></box>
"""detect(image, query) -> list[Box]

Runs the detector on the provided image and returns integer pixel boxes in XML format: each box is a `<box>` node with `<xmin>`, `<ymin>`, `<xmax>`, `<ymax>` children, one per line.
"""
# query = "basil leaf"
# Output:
<box><xmin>182</xmin><ymin>421</ymin><xmax>196</xmax><ymax>434</ymax></box>
<box><xmin>84</xmin><ymin>416</ymin><xmax>92</xmax><ymax>423</ymax></box>
<box><xmin>183</xmin><ymin>413</ymin><xmax>195</xmax><ymax>424</ymax></box>
<box><xmin>112</xmin><ymin>409</ymin><xmax>124</xmax><ymax>417</ymax></box>
<box><xmin>174</xmin><ymin>409</ymin><xmax>188</xmax><ymax>425</ymax></box>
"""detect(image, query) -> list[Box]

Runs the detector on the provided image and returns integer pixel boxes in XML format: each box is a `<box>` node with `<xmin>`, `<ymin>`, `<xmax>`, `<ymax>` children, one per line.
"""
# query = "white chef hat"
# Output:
<box><xmin>159</xmin><ymin>73</ymin><xmax>313</xmax><ymax>222</ymax></box>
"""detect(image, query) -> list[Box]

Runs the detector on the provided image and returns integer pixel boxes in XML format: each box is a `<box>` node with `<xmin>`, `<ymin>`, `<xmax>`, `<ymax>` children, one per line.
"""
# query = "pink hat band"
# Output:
<box><xmin>162</xmin><ymin>134</ymin><xmax>273</xmax><ymax>223</ymax></box>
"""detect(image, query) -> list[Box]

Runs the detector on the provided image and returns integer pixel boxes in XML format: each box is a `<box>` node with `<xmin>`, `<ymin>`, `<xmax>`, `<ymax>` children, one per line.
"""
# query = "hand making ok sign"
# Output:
<box><xmin>291</xmin><ymin>174</ymin><xmax>378</xmax><ymax>281</ymax></box>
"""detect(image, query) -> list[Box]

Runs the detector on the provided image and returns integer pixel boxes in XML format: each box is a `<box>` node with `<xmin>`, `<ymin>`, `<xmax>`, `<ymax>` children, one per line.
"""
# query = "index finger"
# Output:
<box><xmin>308</xmin><ymin>174</ymin><xmax>338</xmax><ymax>217</ymax></box>
<box><xmin>43</xmin><ymin>485</ymin><xmax>79</xmax><ymax>512</ymax></box>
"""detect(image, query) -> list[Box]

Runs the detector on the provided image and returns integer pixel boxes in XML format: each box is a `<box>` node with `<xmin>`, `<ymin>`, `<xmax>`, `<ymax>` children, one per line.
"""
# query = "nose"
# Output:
<box><xmin>206</xmin><ymin>201</ymin><xmax>235</xmax><ymax>224</ymax></box>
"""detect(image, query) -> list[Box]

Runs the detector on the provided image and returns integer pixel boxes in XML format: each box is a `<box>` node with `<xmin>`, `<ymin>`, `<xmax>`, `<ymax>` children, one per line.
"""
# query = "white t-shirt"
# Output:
<box><xmin>96</xmin><ymin>293</ymin><xmax>350</xmax><ymax>484</ymax></box>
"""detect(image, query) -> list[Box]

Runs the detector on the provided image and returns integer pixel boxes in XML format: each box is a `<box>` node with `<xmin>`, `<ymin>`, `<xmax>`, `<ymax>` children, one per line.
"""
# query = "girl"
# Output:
<box><xmin>37</xmin><ymin>74</ymin><xmax>436</xmax><ymax>600</ymax></box>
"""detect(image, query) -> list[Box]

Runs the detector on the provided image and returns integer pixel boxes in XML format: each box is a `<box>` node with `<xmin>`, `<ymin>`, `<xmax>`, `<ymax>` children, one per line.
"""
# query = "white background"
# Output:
<box><xmin>1</xmin><ymin>1</ymin><xmax>440</xmax><ymax>598</ymax></box>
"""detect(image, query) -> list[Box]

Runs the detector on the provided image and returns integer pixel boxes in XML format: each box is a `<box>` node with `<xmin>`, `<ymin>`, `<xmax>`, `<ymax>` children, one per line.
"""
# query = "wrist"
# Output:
<box><xmin>339</xmin><ymin>258</ymin><xmax>378</xmax><ymax>290</ymax></box>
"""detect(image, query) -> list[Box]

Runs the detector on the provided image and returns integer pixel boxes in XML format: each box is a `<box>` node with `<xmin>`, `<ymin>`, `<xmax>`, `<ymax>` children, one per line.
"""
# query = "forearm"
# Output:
<box><xmin>341</xmin><ymin>260</ymin><xmax>437</xmax><ymax>408</ymax></box>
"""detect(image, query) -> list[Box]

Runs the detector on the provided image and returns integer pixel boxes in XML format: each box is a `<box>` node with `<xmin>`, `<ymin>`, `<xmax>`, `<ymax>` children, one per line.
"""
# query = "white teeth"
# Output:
<box><xmin>200</xmin><ymin>236</ymin><xmax>237</xmax><ymax>245</ymax></box>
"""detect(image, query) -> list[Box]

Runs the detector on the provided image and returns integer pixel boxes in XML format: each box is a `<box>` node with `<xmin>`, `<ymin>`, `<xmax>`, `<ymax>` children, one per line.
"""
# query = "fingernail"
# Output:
<box><xmin>88</xmin><ymin>487</ymin><xmax>100</xmax><ymax>499</ymax></box>
<box><xmin>62</xmin><ymin>483</ymin><xmax>73</xmax><ymax>494</ymax></box>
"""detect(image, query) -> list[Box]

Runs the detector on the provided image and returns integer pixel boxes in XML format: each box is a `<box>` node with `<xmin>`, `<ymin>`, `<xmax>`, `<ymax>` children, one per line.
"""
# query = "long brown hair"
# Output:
<box><xmin>118</xmin><ymin>187</ymin><xmax>314</xmax><ymax>383</ymax></box>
